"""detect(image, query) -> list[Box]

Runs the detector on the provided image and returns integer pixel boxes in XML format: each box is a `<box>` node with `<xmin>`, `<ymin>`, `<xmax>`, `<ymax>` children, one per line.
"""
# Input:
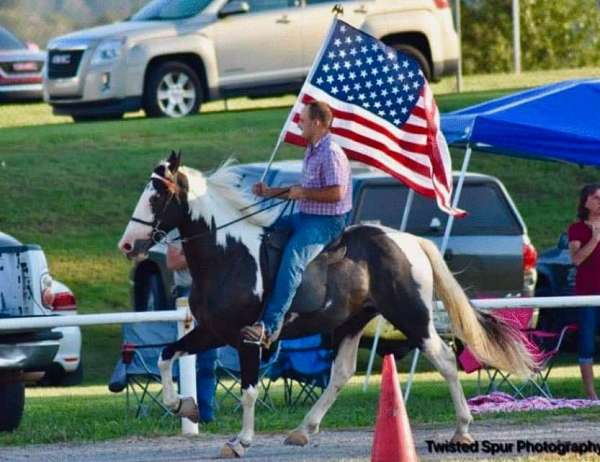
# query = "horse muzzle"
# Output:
<box><xmin>121</xmin><ymin>238</ymin><xmax>154</xmax><ymax>261</ymax></box>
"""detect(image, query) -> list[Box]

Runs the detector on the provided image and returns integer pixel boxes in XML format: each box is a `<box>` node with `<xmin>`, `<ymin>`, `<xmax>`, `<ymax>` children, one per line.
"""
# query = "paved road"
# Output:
<box><xmin>2</xmin><ymin>417</ymin><xmax>599</xmax><ymax>461</ymax></box>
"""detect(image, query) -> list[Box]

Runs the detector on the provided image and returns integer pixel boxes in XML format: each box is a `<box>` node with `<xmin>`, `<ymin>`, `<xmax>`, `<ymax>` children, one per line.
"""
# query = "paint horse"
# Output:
<box><xmin>118</xmin><ymin>152</ymin><xmax>534</xmax><ymax>458</ymax></box>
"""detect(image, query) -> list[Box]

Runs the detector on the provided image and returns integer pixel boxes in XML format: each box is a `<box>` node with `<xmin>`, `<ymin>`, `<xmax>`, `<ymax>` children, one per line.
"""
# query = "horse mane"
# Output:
<box><xmin>180</xmin><ymin>158</ymin><xmax>280</xmax><ymax>228</ymax></box>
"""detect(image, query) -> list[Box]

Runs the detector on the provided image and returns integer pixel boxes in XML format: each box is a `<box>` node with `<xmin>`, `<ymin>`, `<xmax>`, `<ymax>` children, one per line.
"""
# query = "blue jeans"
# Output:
<box><xmin>176</xmin><ymin>286</ymin><xmax>217</xmax><ymax>423</ymax></box>
<box><xmin>261</xmin><ymin>212</ymin><xmax>347</xmax><ymax>335</ymax></box>
<box><xmin>578</xmin><ymin>306</ymin><xmax>600</xmax><ymax>365</ymax></box>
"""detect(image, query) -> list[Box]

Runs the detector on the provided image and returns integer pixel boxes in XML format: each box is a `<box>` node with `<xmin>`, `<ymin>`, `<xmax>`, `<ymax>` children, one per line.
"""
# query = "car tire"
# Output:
<box><xmin>0</xmin><ymin>379</ymin><xmax>25</xmax><ymax>432</ymax></box>
<box><xmin>71</xmin><ymin>113</ymin><xmax>124</xmax><ymax>123</ymax></box>
<box><xmin>143</xmin><ymin>61</ymin><xmax>203</xmax><ymax>118</ymax></box>
<box><xmin>135</xmin><ymin>272</ymin><xmax>170</xmax><ymax>311</ymax></box>
<box><xmin>391</xmin><ymin>44</ymin><xmax>432</xmax><ymax>82</ymax></box>
<box><xmin>40</xmin><ymin>361</ymin><xmax>83</xmax><ymax>387</ymax></box>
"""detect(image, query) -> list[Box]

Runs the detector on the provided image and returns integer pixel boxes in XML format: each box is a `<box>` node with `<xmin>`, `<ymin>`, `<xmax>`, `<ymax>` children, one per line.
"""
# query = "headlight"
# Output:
<box><xmin>91</xmin><ymin>38</ymin><xmax>124</xmax><ymax>65</ymax></box>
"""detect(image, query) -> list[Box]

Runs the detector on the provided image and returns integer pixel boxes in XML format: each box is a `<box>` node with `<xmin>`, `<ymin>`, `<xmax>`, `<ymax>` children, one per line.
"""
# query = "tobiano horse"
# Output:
<box><xmin>118</xmin><ymin>151</ymin><xmax>535</xmax><ymax>458</ymax></box>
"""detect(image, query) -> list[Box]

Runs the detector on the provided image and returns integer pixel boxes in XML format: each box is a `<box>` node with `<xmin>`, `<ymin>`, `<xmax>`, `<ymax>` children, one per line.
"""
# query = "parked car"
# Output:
<box><xmin>43</xmin><ymin>0</ymin><xmax>459</xmax><ymax>121</ymax></box>
<box><xmin>0</xmin><ymin>26</ymin><xmax>45</xmax><ymax>102</ymax></box>
<box><xmin>129</xmin><ymin>161</ymin><xmax>537</xmax><ymax>338</ymax></box>
<box><xmin>535</xmin><ymin>233</ymin><xmax>580</xmax><ymax>339</ymax></box>
<box><xmin>0</xmin><ymin>232</ymin><xmax>82</xmax><ymax>432</ymax></box>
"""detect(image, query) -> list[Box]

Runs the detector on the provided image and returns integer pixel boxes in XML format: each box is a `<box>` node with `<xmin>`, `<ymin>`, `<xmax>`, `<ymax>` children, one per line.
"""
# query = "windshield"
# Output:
<box><xmin>131</xmin><ymin>0</ymin><xmax>213</xmax><ymax>21</ymax></box>
<box><xmin>0</xmin><ymin>27</ymin><xmax>26</xmax><ymax>51</ymax></box>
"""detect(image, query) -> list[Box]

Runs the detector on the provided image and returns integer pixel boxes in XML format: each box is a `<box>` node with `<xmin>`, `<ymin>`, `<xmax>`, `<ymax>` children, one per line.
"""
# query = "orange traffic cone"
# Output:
<box><xmin>371</xmin><ymin>354</ymin><xmax>418</xmax><ymax>462</ymax></box>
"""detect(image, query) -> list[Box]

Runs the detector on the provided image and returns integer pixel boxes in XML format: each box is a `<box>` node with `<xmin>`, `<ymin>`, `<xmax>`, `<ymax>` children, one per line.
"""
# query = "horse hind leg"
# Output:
<box><xmin>285</xmin><ymin>330</ymin><xmax>362</xmax><ymax>446</ymax></box>
<box><xmin>420</xmin><ymin>328</ymin><xmax>474</xmax><ymax>443</ymax></box>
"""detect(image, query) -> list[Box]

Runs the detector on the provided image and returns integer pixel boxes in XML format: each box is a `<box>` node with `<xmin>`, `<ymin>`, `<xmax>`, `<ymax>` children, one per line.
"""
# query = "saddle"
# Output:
<box><xmin>260</xmin><ymin>229</ymin><xmax>347</xmax><ymax>314</ymax></box>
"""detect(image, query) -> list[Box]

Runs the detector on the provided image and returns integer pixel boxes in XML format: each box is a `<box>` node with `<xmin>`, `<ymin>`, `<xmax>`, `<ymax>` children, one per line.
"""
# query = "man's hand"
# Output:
<box><xmin>252</xmin><ymin>182</ymin><xmax>269</xmax><ymax>197</ymax></box>
<box><xmin>288</xmin><ymin>186</ymin><xmax>306</xmax><ymax>200</ymax></box>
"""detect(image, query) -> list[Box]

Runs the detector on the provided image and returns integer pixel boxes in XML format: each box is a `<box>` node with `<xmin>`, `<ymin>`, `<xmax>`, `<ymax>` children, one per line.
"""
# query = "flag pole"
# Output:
<box><xmin>259</xmin><ymin>10</ymin><xmax>343</xmax><ymax>182</ymax></box>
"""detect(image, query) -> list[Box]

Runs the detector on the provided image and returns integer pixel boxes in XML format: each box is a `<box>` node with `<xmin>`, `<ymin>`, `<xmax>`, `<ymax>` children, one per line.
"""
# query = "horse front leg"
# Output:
<box><xmin>286</xmin><ymin>330</ymin><xmax>362</xmax><ymax>446</ymax></box>
<box><xmin>220</xmin><ymin>341</ymin><xmax>261</xmax><ymax>458</ymax></box>
<box><xmin>158</xmin><ymin>326</ymin><xmax>222</xmax><ymax>422</ymax></box>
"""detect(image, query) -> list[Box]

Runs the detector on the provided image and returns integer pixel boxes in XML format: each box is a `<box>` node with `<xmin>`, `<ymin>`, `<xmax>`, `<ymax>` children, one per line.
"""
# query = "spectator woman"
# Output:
<box><xmin>568</xmin><ymin>184</ymin><xmax>600</xmax><ymax>400</ymax></box>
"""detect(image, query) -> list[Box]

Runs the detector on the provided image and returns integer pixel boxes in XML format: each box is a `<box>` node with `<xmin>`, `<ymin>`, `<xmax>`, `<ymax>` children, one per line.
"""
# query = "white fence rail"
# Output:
<box><xmin>2</xmin><ymin>295</ymin><xmax>599</xmax><ymax>436</ymax></box>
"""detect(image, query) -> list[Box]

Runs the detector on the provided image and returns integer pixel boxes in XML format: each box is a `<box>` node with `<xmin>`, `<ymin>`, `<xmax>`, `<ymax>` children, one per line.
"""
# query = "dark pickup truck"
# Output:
<box><xmin>129</xmin><ymin>160</ymin><xmax>537</xmax><ymax>337</ymax></box>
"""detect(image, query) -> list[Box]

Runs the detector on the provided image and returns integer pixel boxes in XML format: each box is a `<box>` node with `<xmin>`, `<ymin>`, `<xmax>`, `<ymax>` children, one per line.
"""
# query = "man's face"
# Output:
<box><xmin>299</xmin><ymin>107</ymin><xmax>318</xmax><ymax>140</ymax></box>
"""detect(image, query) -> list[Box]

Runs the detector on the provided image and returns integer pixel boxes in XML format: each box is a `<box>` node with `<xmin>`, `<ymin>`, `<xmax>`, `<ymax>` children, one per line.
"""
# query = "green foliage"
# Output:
<box><xmin>461</xmin><ymin>0</ymin><xmax>600</xmax><ymax>74</ymax></box>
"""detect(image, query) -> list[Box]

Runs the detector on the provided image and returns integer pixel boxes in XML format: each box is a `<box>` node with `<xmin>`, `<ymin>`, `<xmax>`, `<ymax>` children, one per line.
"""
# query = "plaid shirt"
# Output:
<box><xmin>299</xmin><ymin>133</ymin><xmax>352</xmax><ymax>215</ymax></box>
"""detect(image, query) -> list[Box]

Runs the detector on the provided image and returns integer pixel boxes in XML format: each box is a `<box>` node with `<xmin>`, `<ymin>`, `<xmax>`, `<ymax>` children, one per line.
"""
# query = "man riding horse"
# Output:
<box><xmin>241</xmin><ymin>101</ymin><xmax>352</xmax><ymax>348</ymax></box>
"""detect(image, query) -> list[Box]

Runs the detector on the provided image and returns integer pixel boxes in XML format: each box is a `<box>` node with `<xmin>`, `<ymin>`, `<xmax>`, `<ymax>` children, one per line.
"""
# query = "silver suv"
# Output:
<box><xmin>43</xmin><ymin>0</ymin><xmax>458</xmax><ymax>121</ymax></box>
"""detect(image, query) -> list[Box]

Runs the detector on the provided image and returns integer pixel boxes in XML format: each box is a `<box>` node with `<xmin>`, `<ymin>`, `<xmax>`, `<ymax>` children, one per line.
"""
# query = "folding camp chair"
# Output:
<box><xmin>215</xmin><ymin>344</ymin><xmax>280</xmax><ymax>411</ymax></box>
<box><xmin>457</xmin><ymin>308</ymin><xmax>577</xmax><ymax>399</ymax></box>
<box><xmin>109</xmin><ymin>322</ymin><xmax>179</xmax><ymax>418</ymax></box>
<box><xmin>268</xmin><ymin>334</ymin><xmax>333</xmax><ymax>407</ymax></box>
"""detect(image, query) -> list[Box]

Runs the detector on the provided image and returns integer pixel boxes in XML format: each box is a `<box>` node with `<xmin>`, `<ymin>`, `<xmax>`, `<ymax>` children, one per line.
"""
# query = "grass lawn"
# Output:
<box><xmin>1</xmin><ymin>361</ymin><xmax>598</xmax><ymax>446</ymax></box>
<box><xmin>1</xmin><ymin>67</ymin><xmax>600</xmax><ymax>444</ymax></box>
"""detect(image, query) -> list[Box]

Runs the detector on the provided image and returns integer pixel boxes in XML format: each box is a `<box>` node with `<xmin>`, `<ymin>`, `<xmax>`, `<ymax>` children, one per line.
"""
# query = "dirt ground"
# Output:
<box><xmin>2</xmin><ymin>416</ymin><xmax>599</xmax><ymax>462</ymax></box>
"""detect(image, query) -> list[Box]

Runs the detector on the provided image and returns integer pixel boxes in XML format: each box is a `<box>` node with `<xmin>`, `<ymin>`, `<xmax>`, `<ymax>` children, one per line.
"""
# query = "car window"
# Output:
<box><xmin>0</xmin><ymin>27</ymin><xmax>26</xmax><ymax>50</ymax></box>
<box><xmin>131</xmin><ymin>0</ymin><xmax>213</xmax><ymax>21</ymax></box>
<box><xmin>355</xmin><ymin>182</ymin><xmax>522</xmax><ymax>236</ymax></box>
<box><xmin>245</xmin><ymin>0</ymin><xmax>298</xmax><ymax>13</ymax></box>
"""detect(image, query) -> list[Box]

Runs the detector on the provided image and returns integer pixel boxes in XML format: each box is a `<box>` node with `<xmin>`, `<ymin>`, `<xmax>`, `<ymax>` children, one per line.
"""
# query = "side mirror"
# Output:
<box><xmin>218</xmin><ymin>0</ymin><xmax>250</xmax><ymax>18</ymax></box>
<box><xmin>558</xmin><ymin>233</ymin><xmax>569</xmax><ymax>250</ymax></box>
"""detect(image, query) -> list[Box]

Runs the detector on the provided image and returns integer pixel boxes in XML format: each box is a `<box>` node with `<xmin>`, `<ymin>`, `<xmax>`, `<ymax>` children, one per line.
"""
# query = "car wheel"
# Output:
<box><xmin>40</xmin><ymin>361</ymin><xmax>83</xmax><ymax>387</ymax></box>
<box><xmin>143</xmin><ymin>61</ymin><xmax>203</xmax><ymax>118</ymax></box>
<box><xmin>135</xmin><ymin>272</ymin><xmax>169</xmax><ymax>311</ymax></box>
<box><xmin>391</xmin><ymin>44</ymin><xmax>432</xmax><ymax>82</ymax></box>
<box><xmin>71</xmin><ymin>113</ymin><xmax>124</xmax><ymax>123</ymax></box>
<box><xmin>0</xmin><ymin>378</ymin><xmax>25</xmax><ymax>432</ymax></box>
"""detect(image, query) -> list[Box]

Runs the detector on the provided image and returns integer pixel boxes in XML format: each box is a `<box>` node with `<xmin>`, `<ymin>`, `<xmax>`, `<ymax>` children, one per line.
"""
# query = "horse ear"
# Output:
<box><xmin>168</xmin><ymin>150</ymin><xmax>181</xmax><ymax>173</ymax></box>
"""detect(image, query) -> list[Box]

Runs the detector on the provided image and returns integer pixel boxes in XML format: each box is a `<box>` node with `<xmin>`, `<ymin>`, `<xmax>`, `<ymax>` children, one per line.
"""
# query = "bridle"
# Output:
<box><xmin>129</xmin><ymin>171</ymin><xmax>291</xmax><ymax>246</ymax></box>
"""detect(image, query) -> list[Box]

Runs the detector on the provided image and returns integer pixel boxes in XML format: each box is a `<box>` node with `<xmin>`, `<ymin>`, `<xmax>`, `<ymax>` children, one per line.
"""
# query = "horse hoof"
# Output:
<box><xmin>220</xmin><ymin>438</ymin><xmax>248</xmax><ymax>458</ymax></box>
<box><xmin>451</xmin><ymin>432</ymin><xmax>474</xmax><ymax>444</ymax></box>
<box><xmin>177</xmin><ymin>397</ymin><xmax>199</xmax><ymax>423</ymax></box>
<box><xmin>284</xmin><ymin>430</ymin><xmax>309</xmax><ymax>446</ymax></box>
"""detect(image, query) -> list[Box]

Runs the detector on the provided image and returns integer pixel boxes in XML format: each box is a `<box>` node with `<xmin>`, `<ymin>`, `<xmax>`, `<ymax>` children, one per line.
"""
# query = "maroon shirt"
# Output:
<box><xmin>568</xmin><ymin>221</ymin><xmax>600</xmax><ymax>295</ymax></box>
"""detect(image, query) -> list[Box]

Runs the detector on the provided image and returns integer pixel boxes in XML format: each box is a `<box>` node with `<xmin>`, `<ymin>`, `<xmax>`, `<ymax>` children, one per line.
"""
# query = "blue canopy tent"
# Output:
<box><xmin>381</xmin><ymin>79</ymin><xmax>600</xmax><ymax>402</ymax></box>
<box><xmin>442</xmin><ymin>78</ymin><xmax>600</xmax><ymax>166</ymax></box>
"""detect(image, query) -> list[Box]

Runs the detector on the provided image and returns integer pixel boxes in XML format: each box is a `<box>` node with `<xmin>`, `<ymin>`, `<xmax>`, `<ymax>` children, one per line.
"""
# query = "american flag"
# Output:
<box><xmin>281</xmin><ymin>19</ymin><xmax>465</xmax><ymax>217</ymax></box>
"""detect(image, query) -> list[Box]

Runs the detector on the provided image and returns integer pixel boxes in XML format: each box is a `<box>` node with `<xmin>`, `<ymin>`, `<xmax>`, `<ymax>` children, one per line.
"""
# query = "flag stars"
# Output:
<box><xmin>331</xmin><ymin>86</ymin><xmax>339</xmax><ymax>94</ymax></box>
<box><xmin>344</xmin><ymin>61</ymin><xmax>351</xmax><ymax>69</ymax></box>
<box><xmin>356</xmin><ymin>35</ymin><xmax>363</xmax><ymax>43</ymax></box>
<box><xmin>412</xmin><ymin>81</ymin><xmax>420</xmax><ymax>89</ymax></box>
<box><xmin>349</xmin><ymin>71</ymin><xmax>356</xmax><ymax>80</ymax></box>
<box><xmin>408</xmin><ymin>71</ymin><xmax>414</xmax><ymax>78</ymax></box>
<box><xmin>361</xmin><ymin>46</ymin><xmax>368</xmax><ymax>53</ymax></box>
<box><xmin>355</xmin><ymin>58</ymin><xmax>363</xmax><ymax>67</ymax></box>
<box><xmin>387</xmin><ymin>76</ymin><xmax>394</xmax><ymax>84</ymax></box>
<box><xmin>390</xmin><ymin>109</ymin><xmax>397</xmax><ymax>116</ymax></box>
<box><xmin>333</xmin><ymin>62</ymin><xmax>341</xmax><ymax>71</ymax></box>
<box><xmin>366</xmin><ymin>57</ymin><xmax>374</xmax><ymax>65</ymax></box>
<box><xmin>358</xmin><ymin>93</ymin><xmax>366</xmax><ymax>100</ymax></box>
<box><xmin>402</xmin><ymin>60</ymin><xmax>409</xmax><ymax>68</ymax></box>
<box><xmin>327</xmin><ymin>75</ymin><xmax>334</xmax><ymax>83</ymax></box>
<box><xmin>373</xmin><ymin>101</ymin><xmax>381</xmax><ymax>108</ymax></box>
<box><xmin>396</xmin><ymin>97</ymin><xmax>404</xmax><ymax>104</ymax></box>
<box><xmin>393</xmin><ymin>118</ymin><xmax>400</xmax><ymax>125</ymax></box>
<box><xmin>391</xmin><ymin>87</ymin><xmax>399</xmax><ymax>94</ymax></box>
<box><xmin>371</xmin><ymin>68</ymin><xmax>379</xmax><ymax>76</ymax></box>
<box><xmin>340</xmin><ymin>25</ymin><xmax>347</xmax><ymax>32</ymax></box>
<box><xmin>345</xmin><ymin>37</ymin><xmax>352</xmax><ymax>44</ymax></box>
<box><xmin>322</xmin><ymin>64</ymin><xmax>330</xmax><ymax>73</ymax></box>
<box><xmin>316</xmin><ymin>77</ymin><xmax>324</xmax><ymax>85</ymax></box>
<box><xmin>385</xmin><ymin>100</ymin><xmax>392</xmax><ymax>107</ymax></box>
<box><xmin>387</xmin><ymin>51</ymin><xmax>396</xmax><ymax>60</ymax></box>
<box><xmin>353</xmin><ymin>83</ymin><xmax>362</xmax><ymax>90</ymax></box>
<box><xmin>398</xmin><ymin>73</ymin><xmax>405</xmax><ymax>81</ymax></box>
<box><xmin>376</xmin><ymin>78</ymin><xmax>383</xmax><ymax>86</ymax></box>
<box><xmin>350</xmin><ymin>48</ymin><xmax>357</xmax><ymax>56</ymax></box>
<box><xmin>403</xmin><ymin>84</ymin><xmax>410</xmax><ymax>91</ymax></box>
<box><xmin>378</xmin><ymin>110</ymin><xmax>386</xmax><ymax>116</ymax></box>
<box><xmin>381</xmin><ymin>88</ymin><xmax>388</xmax><ymax>96</ymax></box>
<box><xmin>382</xmin><ymin>65</ymin><xmax>389</xmax><ymax>73</ymax></box>
<box><xmin>365</xmin><ymin>81</ymin><xmax>373</xmax><ymax>89</ymax></box>
<box><xmin>339</xmin><ymin>50</ymin><xmax>347</xmax><ymax>58</ymax></box>
<box><xmin>337</xmin><ymin>73</ymin><xmax>346</xmax><ymax>82</ymax></box>
<box><xmin>408</xmin><ymin>94</ymin><xmax>415</xmax><ymax>102</ymax></box>
<box><xmin>360</xmin><ymin>70</ymin><xmax>368</xmax><ymax>78</ymax></box>
<box><xmin>328</xmin><ymin>51</ymin><xmax>336</xmax><ymax>59</ymax></box>
<box><xmin>334</xmin><ymin>39</ymin><xmax>342</xmax><ymax>47</ymax></box>
<box><xmin>377</xmin><ymin>54</ymin><xmax>385</xmax><ymax>62</ymax></box>
<box><xmin>342</xmin><ymin>84</ymin><xmax>350</xmax><ymax>92</ymax></box>
<box><xmin>370</xmin><ymin>91</ymin><xmax>377</xmax><ymax>99</ymax></box>
<box><xmin>371</xmin><ymin>43</ymin><xmax>379</xmax><ymax>51</ymax></box>
<box><xmin>401</xmin><ymin>107</ymin><xmax>408</xmax><ymax>114</ymax></box>
<box><xmin>393</xmin><ymin>63</ymin><xmax>400</xmax><ymax>71</ymax></box>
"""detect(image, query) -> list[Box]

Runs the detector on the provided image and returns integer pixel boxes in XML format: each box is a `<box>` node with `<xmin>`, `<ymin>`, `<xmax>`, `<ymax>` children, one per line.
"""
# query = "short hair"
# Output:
<box><xmin>577</xmin><ymin>183</ymin><xmax>600</xmax><ymax>220</ymax></box>
<box><xmin>306</xmin><ymin>101</ymin><xmax>333</xmax><ymax>128</ymax></box>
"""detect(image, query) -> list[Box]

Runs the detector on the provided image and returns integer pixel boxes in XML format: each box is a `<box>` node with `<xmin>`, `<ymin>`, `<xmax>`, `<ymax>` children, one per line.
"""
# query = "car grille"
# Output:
<box><xmin>48</xmin><ymin>49</ymin><xmax>84</xmax><ymax>79</ymax></box>
<box><xmin>0</xmin><ymin>61</ymin><xmax>43</xmax><ymax>75</ymax></box>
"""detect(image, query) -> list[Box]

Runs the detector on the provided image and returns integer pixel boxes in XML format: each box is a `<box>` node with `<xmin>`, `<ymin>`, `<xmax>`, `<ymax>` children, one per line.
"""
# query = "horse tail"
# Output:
<box><xmin>417</xmin><ymin>237</ymin><xmax>535</xmax><ymax>376</ymax></box>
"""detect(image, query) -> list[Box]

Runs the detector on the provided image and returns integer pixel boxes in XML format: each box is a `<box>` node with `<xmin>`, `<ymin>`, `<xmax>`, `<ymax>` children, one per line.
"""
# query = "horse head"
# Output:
<box><xmin>118</xmin><ymin>150</ymin><xmax>195</xmax><ymax>259</ymax></box>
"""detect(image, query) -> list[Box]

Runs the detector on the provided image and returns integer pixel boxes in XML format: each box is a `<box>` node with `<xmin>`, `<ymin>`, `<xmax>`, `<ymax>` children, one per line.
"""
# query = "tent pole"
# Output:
<box><xmin>363</xmin><ymin>188</ymin><xmax>415</xmax><ymax>392</ymax></box>
<box><xmin>403</xmin><ymin>143</ymin><xmax>472</xmax><ymax>402</ymax></box>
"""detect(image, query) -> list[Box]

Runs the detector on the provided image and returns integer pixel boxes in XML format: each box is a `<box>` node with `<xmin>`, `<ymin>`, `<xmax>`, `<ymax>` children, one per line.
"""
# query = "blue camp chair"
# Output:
<box><xmin>268</xmin><ymin>334</ymin><xmax>333</xmax><ymax>407</ymax></box>
<box><xmin>109</xmin><ymin>322</ymin><xmax>179</xmax><ymax>418</ymax></box>
<box><xmin>215</xmin><ymin>344</ymin><xmax>280</xmax><ymax>411</ymax></box>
